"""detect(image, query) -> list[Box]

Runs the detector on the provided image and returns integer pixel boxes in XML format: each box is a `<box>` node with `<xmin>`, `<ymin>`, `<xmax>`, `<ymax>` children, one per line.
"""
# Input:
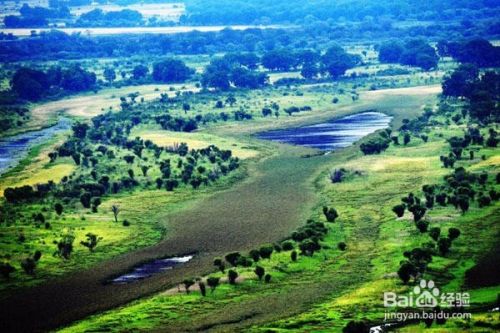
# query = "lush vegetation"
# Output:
<box><xmin>0</xmin><ymin>1</ymin><xmax>498</xmax><ymax>332</ymax></box>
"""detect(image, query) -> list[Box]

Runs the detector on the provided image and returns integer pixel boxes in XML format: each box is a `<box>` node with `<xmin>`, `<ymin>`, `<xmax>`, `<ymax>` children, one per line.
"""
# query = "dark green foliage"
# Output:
<box><xmin>207</xmin><ymin>276</ymin><xmax>220</xmax><ymax>293</ymax></box>
<box><xmin>228</xmin><ymin>270</ymin><xmax>238</xmax><ymax>284</ymax></box>
<box><xmin>299</xmin><ymin>239</ymin><xmax>321</xmax><ymax>256</ymax></box>
<box><xmin>281</xmin><ymin>240</ymin><xmax>294</xmax><ymax>251</ymax></box>
<box><xmin>54</xmin><ymin>203</ymin><xmax>63</xmax><ymax>215</ymax></box>
<box><xmin>409</xmin><ymin>204</ymin><xmax>426</xmax><ymax>222</ymax></box>
<box><xmin>448</xmin><ymin>228</ymin><xmax>461</xmax><ymax>240</ymax></box>
<box><xmin>55</xmin><ymin>232</ymin><xmax>75</xmax><ymax>259</ymax></box>
<box><xmin>183</xmin><ymin>279</ymin><xmax>195</xmax><ymax>293</ymax></box>
<box><xmin>360</xmin><ymin>134</ymin><xmax>391</xmax><ymax>155</ymax></box>
<box><xmin>322</xmin><ymin>206</ymin><xmax>338</xmax><ymax>222</ymax></box>
<box><xmin>254</xmin><ymin>266</ymin><xmax>265</xmax><ymax>281</ymax></box>
<box><xmin>337</xmin><ymin>242</ymin><xmax>347</xmax><ymax>251</ymax></box>
<box><xmin>429</xmin><ymin>227</ymin><xmax>441</xmax><ymax>241</ymax></box>
<box><xmin>0</xmin><ymin>262</ymin><xmax>15</xmax><ymax>279</ymax></box>
<box><xmin>438</xmin><ymin>237</ymin><xmax>452</xmax><ymax>255</ymax></box>
<box><xmin>152</xmin><ymin>59</ymin><xmax>193</xmax><ymax>83</ymax></box>
<box><xmin>80</xmin><ymin>233</ymin><xmax>102</xmax><ymax>252</ymax></box>
<box><xmin>416</xmin><ymin>220</ymin><xmax>429</xmax><ymax>233</ymax></box>
<box><xmin>343</xmin><ymin>320</ymin><xmax>369</xmax><ymax>333</ymax></box>
<box><xmin>291</xmin><ymin>250</ymin><xmax>298</xmax><ymax>261</ymax></box>
<box><xmin>264</xmin><ymin>273</ymin><xmax>272</xmax><ymax>283</ymax></box>
<box><xmin>198</xmin><ymin>281</ymin><xmax>206</xmax><ymax>296</ymax></box>
<box><xmin>225</xmin><ymin>252</ymin><xmax>241</xmax><ymax>266</ymax></box>
<box><xmin>249</xmin><ymin>249</ymin><xmax>260</xmax><ymax>262</ymax></box>
<box><xmin>259</xmin><ymin>246</ymin><xmax>273</xmax><ymax>259</ymax></box>
<box><xmin>392</xmin><ymin>204</ymin><xmax>406</xmax><ymax>218</ymax></box>
<box><xmin>403</xmin><ymin>132</ymin><xmax>411</xmax><ymax>145</ymax></box>
<box><xmin>21</xmin><ymin>257</ymin><xmax>37</xmax><ymax>275</ymax></box>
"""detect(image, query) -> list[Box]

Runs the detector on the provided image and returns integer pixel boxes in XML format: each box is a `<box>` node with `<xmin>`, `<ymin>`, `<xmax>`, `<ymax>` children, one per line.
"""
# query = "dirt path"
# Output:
<box><xmin>0</xmin><ymin>86</ymin><xmax>440</xmax><ymax>332</ymax></box>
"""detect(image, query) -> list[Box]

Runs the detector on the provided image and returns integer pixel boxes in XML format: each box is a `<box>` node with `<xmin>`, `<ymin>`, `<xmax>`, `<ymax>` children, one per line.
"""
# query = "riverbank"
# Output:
<box><xmin>0</xmin><ymin>86</ymin><xmax>442</xmax><ymax>332</ymax></box>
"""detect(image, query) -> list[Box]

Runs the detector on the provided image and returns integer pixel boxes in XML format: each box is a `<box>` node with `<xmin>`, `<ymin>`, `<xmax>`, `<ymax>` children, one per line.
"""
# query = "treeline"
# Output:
<box><xmin>10</xmin><ymin>65</ymin><xmax>96</xmax><ymax>101</ymax></box>
<box><xmin>4</xmin><ymin>4</ymin><xmax>70</xmax><ymax>28</ymax></box>
<box><xmin>1</xmin><ymin>17</ymin><xmax>497</xmax><ymax>62</ymax></box>
<box><xmin>75</xmin><ymin>8</ymin><xmax>144</xmax><ymax>27</ymax></box>
<box><xmin>437</xmin><ymin>38</ymin><xmax>500</xmax><ymax>67</ymax></box>
<box><xmin>377</xmin><ymin>39</ymin><xmax>439</xmax><ymax>70</ymax></box>
<box><xmin>180</xmin><ymin>0</ymin><xmax>500</xmax><ymax>25</ymax></box>
<box><xmin>442</xmin><ymin>64</ymin><xmax>499</xmax><ymax>123</ymax></box>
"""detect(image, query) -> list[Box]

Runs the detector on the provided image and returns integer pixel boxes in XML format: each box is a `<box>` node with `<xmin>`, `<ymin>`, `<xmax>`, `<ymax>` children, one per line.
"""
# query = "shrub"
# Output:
<box><xmin>392</xmin><ymin>204</ymin><xmax>406</xmax><ymax>217</ymax></box>
<box><xmin>291</xmin><ymin>250</ymin><xmax>298</xmax><ymax>261</ymax></box>
<box><xmin>198</xmin><ymin>281</ymin><xmax>206</xmax><ymax>296</ymax></box>
<box><xmin>429</xmin><ymin>227</ymin><xmax>441</xmax><ymax>241</ymax></box>
<box><xmin>322</xmin><ymin>206</ymin><xmax>338</xmax><ymax>222</ymax></box>
<box><xmin>228</xmin><ymin>270</ymin><xmax>238</xmax><ymax>284</ymax></box>
<box><xmin>259</xmin><ymin>245</ymin><xmax>273</xmax><ymax>259</ymax></box>
<box><xmin>207</xmin><ymin>276</ymin><xmax>220</xmax><ymax>293</ymax></box>
<box><xmin>338</xmin><ymin>242</ymin><xmax>347</xmax><ymax>251</ymax></box>
<box><xmin>254</xmin><ymin>266</ymin><xmax>265</xmax><ymax>281</ymax></box>
<box><xmin>0</xmin><ymin>262</ymin><xmax>15</xmax><ymax>279</ymax></box>
<box><xmin>183</xmin><ymin>279</ymin><xmax>195</xmax><ymax>293</ymax></box>
<box><xmin>264</xmin><ymin>273</ymin><xmax>272</xmax><ymax>283</ymax></box>
<box><xmin>448</xmin><ymin>228</ymin><xmax>461</xmax><ymax>240</ymax></box>
<box><xmin>225</xmin><ymin>252</ymin><xmax>241</xmax><ymax>266</ymax></box>
<box><xmin>416</xmin><ymin>220</ymin><xmax>429</xmax><ymax>233</ymax></box>
<box><xmin>281</xmin><ymin>240</ymin><xmax>294</xmax><ymax>251</ymax></box>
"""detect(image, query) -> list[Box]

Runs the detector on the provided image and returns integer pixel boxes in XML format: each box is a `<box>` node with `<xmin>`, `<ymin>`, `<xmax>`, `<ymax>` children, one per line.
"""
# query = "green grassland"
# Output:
<box><xmin>56</xmin><ymin>85</ymin><xmax>498</xmax><ymax>332</ymax></box>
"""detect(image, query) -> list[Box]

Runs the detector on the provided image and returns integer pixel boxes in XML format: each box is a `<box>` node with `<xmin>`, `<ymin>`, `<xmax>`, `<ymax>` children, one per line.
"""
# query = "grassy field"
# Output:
<box><xmin>51</xmin><ymin>85</ymin><xmax>499</xmax><ymax>333</ymax></box>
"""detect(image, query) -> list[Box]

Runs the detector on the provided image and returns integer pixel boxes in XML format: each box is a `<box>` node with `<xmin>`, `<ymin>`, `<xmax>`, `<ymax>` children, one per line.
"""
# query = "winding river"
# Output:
<box><xmin>0</xmin><ymin>118</ymin><xmax>71</xmax><ymax>176</ymax></box>
<box><xmin>257</xmin><ymin>111</ymin><xmax>392</xmax><ymax>150</ymax></box>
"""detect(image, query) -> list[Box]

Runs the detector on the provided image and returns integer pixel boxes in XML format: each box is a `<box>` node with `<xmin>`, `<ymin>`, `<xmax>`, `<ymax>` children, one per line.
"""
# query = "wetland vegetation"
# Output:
<box><xmin>0</xmin><ymin>1</ymin><xmax>498</xmax><ymax>332</ymax></box>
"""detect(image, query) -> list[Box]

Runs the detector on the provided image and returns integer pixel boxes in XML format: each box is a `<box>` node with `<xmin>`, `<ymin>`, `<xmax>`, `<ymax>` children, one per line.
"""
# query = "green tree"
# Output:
<box><xmin>183</xmin><ymin>279</ymin><xmax>195</xmax><ymax>293</ymax></box>
<box><xmin>207</xmin><ymin>276</ymin><xmax>220</xmax><ymax>293</ymax></box>
<box><xmin>254</xmin><ymin>266</ymin><xmax>265</xmax><ymax>281</ymax></box>
<box><xmin>80</xmin><ymin>233</ymin><xmax>102</xmax><ymax>252</ymax></box>
<box><xmin>103</xmin><ymin>67</ymin><xmax>116</xmax><ymax>83</ymax></box>
<box><xmin>54</xmin><ymin>203</ymin><xmax>63</xmax><ymax>215</ymax></box>
<box><xmin>228</xmin><ymin>269</ymin><xmax>238</xmax><ymax>285</ymax></box>
<box><xmin>392</xmin><ymin>204</ymin><xmax>406</xmax><ymax>217</ymax></box>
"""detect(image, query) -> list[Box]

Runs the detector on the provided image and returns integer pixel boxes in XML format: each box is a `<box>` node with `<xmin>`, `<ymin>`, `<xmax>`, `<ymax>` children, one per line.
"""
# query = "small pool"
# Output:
<box><xmin>110</xmin><ymin>255</ymin><xmax>194</xmax><ymax>284</ymax></box>
<box><xmin>257</xmin><ymin>112</ymin><xmax>392</xmax><ymax>151</ymax></box>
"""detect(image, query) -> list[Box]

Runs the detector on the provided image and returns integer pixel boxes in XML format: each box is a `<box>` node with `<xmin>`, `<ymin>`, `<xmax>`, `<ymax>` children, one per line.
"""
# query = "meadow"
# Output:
<box><xmin>0</xmin><ymin>10</ymin><xmax>498</xmax><ymax>330</ymax></box>
<box><xmin>57</xmin><ymin>86</ymin><xmax>499</xmax><ymax>332</ymax></box>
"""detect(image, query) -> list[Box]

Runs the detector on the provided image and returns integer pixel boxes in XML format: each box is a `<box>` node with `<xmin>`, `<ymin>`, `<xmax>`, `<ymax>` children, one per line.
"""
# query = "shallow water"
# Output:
<box><xmin>110</xmin><ymin>255</ymin><xmax>194</xmax><ymax>284</ymax></box>
<box><xmin>0</xmin><ymin>119</ymin><xmax>71</xmax><ymax>175</ymax></box>
<box><xmin>257</xmin><ymin>112</ymin><xmax>392</xmax><ymax>150</ymax></box>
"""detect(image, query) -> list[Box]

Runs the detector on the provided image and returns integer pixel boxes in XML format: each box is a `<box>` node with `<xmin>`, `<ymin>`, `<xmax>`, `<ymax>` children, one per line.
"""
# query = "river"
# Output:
<box><xmin>0</xmin><ymin>118</ymin><xmax>71</xmax><ymax>176</ymax></box>
<box><xmin>257</xmin><ymin>112</ymin><xmax>392</xmax><ymax>150</ymax></box>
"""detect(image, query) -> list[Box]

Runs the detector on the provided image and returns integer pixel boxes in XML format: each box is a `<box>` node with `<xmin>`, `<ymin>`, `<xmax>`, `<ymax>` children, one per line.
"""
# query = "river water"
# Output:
<box><xmin>0</xmin><ymin>119</ymin><xmax>71</xmax><ymax>176</ymax></box>
<box><xmin>257</xmin><ymin>112</ymin><xmax>392</xmax><ymax>150</ymax></box>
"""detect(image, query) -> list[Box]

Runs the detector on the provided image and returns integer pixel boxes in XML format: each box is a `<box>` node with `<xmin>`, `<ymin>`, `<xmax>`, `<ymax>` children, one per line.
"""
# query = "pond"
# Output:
<box><xmin>0</xmin><ymin>118</ymin><xmax>71</xmax><ymax>176</ymax></box>
<box><xmin>257</xmin><ymin>112</ymin><xmax>392</xmax><ymax>151</ymax></box>
<box><xmin>110</xmin><ymin>255</ymin><xmax>194</xmax><ymax>284</ymax></box>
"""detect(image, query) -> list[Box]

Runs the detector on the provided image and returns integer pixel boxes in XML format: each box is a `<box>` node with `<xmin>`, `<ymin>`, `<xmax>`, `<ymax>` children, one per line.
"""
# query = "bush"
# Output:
<box><xmin>343</xmin><ymin>320</ymin><xmax>369</xmax><ymax>333</ymax></box>
<box><xmin>254</xmin><ymin>266</ymin><xmax>265</xmax><ymax>281</ymax></box>
<box><xmin>281</xmin><ymin>240</ymin><xmax>294</xmax><ymax>251</ymax></box>
<box><xmin>259</xmin><ymin>245</ymin><xmax>273</xmax><ymax>259</ymax></box>
<box><xmin>0</xmin><ymin>262</ymin><xmax>15</xmax><ymax>279</ymax></box>
<box><xmin>291</xmin><ymin>250</ymin><xmax>298</xmax><ymax>261</ymax></box>
<box><xmin>338</xmin><ymin>242</ymin><xmax>347</xmax><ymax>251</ymax></box>
<box><xmin>228</xmin><ymin>270</ymin><xmax>238</xmax><ymax>284</ymax></box>
<box><xmin>392</xmin><ymin>204</ymin><xmax>406</xmax><ymax>217</ymax></box>
<box><xmin>322</xmin><ymin>206</ymin><xmax>338</xmax><ymax>222</ymax></box>
<box><xmin>264</xmin><ymin>273</ymin><xmax>272</xmax><ymax>283</ymax></box>
<box><xmin>416</xmin><ymin>220</ymin><xmax>429</xmax><ymax>233</ymax></box>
